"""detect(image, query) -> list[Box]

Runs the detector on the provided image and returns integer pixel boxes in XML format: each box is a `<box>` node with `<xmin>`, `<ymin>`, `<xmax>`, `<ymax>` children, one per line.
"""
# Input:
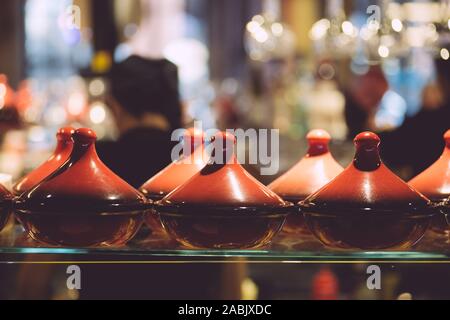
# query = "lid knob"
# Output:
<box><xmin>73</xmin><ymin>128</ymin><xmax>97</xmax><ymax>145</ymax></box>
<box><xmin>56</xmin><ymin>126</ymin><xmax>75</xmax><ymax>142</ymax></box>
<box><xmin>307</xmin><ymin>129</ymin><xmax>331</xmax><ymax>156</ymax></box>
<box><xmin>209</xmin><ymin>131</ymin><xmax>236</xmax><ymax>165</ymax></box>
<box><xmin>444</xmin><ymin>129</ymin><xmax>450</xmax><ymax>148</ymax></box>
<box><xmin>353</xmin><ymin>131</ymin><xmax>381</xmax><ymax>171</ymax></box>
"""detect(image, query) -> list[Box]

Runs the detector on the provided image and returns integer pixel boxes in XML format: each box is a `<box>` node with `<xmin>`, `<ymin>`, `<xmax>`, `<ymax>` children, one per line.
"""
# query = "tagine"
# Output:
<box><xmin>140</xmin><ymin>127</ymin><xmax>207</xmax><ymax>233</ymax></box>
<box><xmin>300</xmin><ymin>132</ymin><xmax>435</xmax><ymax>250</ymax></box>
<box><xmin>154</xmin><ymin>131</ymin><xmax>292</xmax><ymax>249</ymax></box>
<box><xmin>13</xmin><ymin>126</ymin><xmax>75</xmax><ymax>196</ymax></box>
<box><xmin>409</xmin><ymin>129</ymin><xmax>450</xmax><ymax>233</ymax></box>
<box><xmin>268</xmin><ymin>129</ymin><xmax>343</xmax><ymax>234</ymax></box>
<box><xmin>15</xmin><ymin>128</ymin><xmax>147</xmax><ymax>247</ymax></box>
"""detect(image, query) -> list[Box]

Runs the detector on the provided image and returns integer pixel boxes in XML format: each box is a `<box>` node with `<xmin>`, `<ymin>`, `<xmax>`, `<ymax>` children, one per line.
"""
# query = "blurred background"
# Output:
<box><xmin>0</xmin><ymin>0</ymin><xmax>449</xmax><ymax>182</ymax></box>
<box><xmin>0</xmin><ymin>0</ymin><xmax>449</xmax><ymax>299</ymax></box>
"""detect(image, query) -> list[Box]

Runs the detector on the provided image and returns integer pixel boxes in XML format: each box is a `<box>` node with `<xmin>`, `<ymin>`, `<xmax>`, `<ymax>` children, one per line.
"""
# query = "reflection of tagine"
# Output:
<box><xmin>15</xmin><ymin>128</ymin><xmax>148</xmax><ymax>247</ymax></box>
<box><xmin>300</xmin><ymin>132</ymin><xmax>435</xmax><ymax>250</ymax></box>
<box><xmin>155</xmin><ymin>131</ymin><xmax>292</xmax><ymax>249</ymax></box>
<box><xmin>13</xmin><ymin>127</ymin><xmax>75</xmax><ymax>196</ymax></box>
<box><xmin>409</xmin><ymin>130</ymin><xmax>450</xmax><ymax>234</ymax></box>
<box><xmin>269</xmin><ymin>129</ymin><xmax>343</xmax><ymax>234</ymax></box>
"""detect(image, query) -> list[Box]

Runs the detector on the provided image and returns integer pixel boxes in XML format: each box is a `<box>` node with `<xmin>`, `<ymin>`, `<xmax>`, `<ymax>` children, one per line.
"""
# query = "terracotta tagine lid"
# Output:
<box><xmin>13</xmin><ymin>127</ymin><xmax>75</xmax><ymax>196</ymax></box>
<box><xmin>302</xmin><ymin>132</ymin><xmax>431</xmax><ymax>212</ymax></box>
<box><xmin>139</xmin><ymin>127</ymin><xmax>207</xmax><ymax>200</ymax></box>
<box><xmin>268</xmin><ymin>129</ymin><xmax>343</xmax><ymax>202</ymax></box>
<box><xmin>409</xmin><ymin>129</ymin><xmax>450</xmax><ymax>203</ymax></box>
<box><xmin>15</xmin><ymin>128</ymin><xmax>147</xmax><ymax>213</ymax></box>
<box><xmin>159</xmin><ymin>131</ymin><xmax>289</xmax><ymax>210</ymax></box>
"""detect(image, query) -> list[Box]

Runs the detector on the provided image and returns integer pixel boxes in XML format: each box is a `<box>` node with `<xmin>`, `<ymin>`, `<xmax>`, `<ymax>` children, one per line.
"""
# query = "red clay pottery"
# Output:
<box><xmin>300</xmin><ymin>132</ymin><xmax>435</xmax><ymax>250</ymax></box>
<box><xmin>140</xmin><ymin>127</ymin><xmax>207</xmax><ymax>200</ymax></box>
<box><xmin>13</xmin><ymin>127</ymin><xmax>75</xmax><ymax>196</ymax></box>
<box><xmin>268</xmin><ymin>129</ymin><xmax>343</xmax><ymax>234</ymax></box>
<box><xmin>155</xmin><ymin>131</ymin><xmax>292</xmax><ymax>249</ymax></box>
<box><xmin>140</xmin><ymin>127</ymin><xmax>207</xmax><ymax>233</ymax></box>
<box><xmin>0</xmin><ymin>184</ymin><xmax>13</xmax><ymax>232</ymax></box>
<box><xmin>409</xmin><ymin>129</ymin><xmax>450</xmax><ymax>233</ymax></box>
<box><xmin>15</xmin><ymin>128</ymin><xmax>147</xmax><ymax>247</ymax></box>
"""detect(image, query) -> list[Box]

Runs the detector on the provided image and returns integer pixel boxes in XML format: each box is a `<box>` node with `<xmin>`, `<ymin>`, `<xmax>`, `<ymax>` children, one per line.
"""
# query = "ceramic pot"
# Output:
<box><xmin>268</xmin><ymin>129</ymin><xmax>343</xmax><ymax>234</ymax></box>
<box><xmin>13</xmin><ymin>127</ymin><xmax>75</xmax><ymax>196</ymax></box>
<box><xmin>409</xmin><ymin>129</ymin><xmax>450</xmax><ymax>233</ymax></box>
<box><xmin>140</xmin><ymin>127</ymin><xmax>207</xmax><ymax>233</ymax></box>
<box><xmin>15</xmin><ymin>128</ymin><xmax>147</xmax><ymax>247</ymax></box>
<box><xmin>300</xmin><ymin>132</ymin><xmax>435</xmax><ymax>250</ymax></box>
<box><xmin>155</xmin><ymin>131</ymin><xmax>292</xmax><ymax>249</ymax></box>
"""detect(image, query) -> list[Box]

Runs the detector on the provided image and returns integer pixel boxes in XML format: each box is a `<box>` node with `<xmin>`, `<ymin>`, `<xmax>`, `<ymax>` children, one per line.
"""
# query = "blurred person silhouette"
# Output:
<box><xmin>344</xmin><ymin>65</ymin><xmax>389</xmax><ymax>139</ymax></box>
<box><xmin>96</xmin><ymin>55</ymin><xmax>183</xmax><ymax>188</ymax></box>
<box><xmin>378</xmin><ymin>54</ymin><xmax>450</xmax><ymax>177</ymax></box>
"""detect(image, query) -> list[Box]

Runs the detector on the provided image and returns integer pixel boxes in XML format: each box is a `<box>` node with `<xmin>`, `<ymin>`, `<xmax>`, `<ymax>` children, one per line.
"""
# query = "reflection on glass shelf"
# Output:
<box><xmin>0</xmin><ymin>224</ymin><xmax>449</xmax><ymax>261</ymax></box>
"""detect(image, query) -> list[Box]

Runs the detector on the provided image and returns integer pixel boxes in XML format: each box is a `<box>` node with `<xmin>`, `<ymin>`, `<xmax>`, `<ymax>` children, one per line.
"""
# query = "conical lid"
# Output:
<box><xmin>139</xmin><ymin>127</ymin><xmax>207</xmax><ymax>200</ymax></box>
<box><xmin>16</xmin><ymin>128</ymin><xmax>147</xmax><ymax>214</ymax></box>
<box><xmin>268</xmin><ymin>129</ymin><xmax>343</xmax><ymax>201</ymax></box>
<box><xmin>13</xmin><ymin>127</ymin><xmax>75</xmax><ymax>196</ymax></box>
<box><xmin>301</xmin><ymin>132</ymin><xmax>431</xmax><ymax>214</ymax></box>
<box><xmin>409</xmin><ymin>129</ymin><xmax>450</xmax><ymax>202</ymax></box>
<box><xmin>158</xmin><ymin>131</ymin><xmax>290</xmax><ymax>214</ymax></box>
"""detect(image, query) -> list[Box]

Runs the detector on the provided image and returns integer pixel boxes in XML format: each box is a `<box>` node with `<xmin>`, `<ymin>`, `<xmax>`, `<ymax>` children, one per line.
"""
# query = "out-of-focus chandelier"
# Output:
<box><xmin>357</xmin><ymin>0</ymin><xmax>405</xmax><ymax>64</ymax></box>
<box><xmin>309</xmin><ymin>0</ymin><xmax>450</xmax><ymax>63</ymax></box>
<box><xmin>244</xmin><ymin>0</ymin><xmax>296</xmax><ymax>62</ymax></box>
<box><xmin>309</xmin><ymin>0</ymin><xmax>358</xmax><ymax>59</ymax></box>
<box><xmin>434</xmin><ymin>0</ymin><xmax>450</xmax><ymax>59</ymax></box>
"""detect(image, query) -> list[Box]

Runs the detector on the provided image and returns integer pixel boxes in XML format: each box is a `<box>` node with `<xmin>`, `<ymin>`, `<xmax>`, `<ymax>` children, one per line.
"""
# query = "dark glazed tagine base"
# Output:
<box><xmin>278</xmin><ymin>198</ymin><xmax>309</xmax><ymax>235</ymax></box>
<box><xmin>282</xmin><ymin>213</ymin><xmax>308</xmax><ymax>235</ymax></box>
<box><xmin>156</xmin><ymin>206</ymin><xmax>288</xmax><ymax>249</ymax></box>
<box><xmin>0</xmin><ymin>185</ymin><xmax>13</xmax><ymax>232</ymax></box>
<box><xmin>303</xmin><ymin>210</ymin><xmax>432</xmax><ymax>250</ymax></box>
<box><xmin>15</xmin><ymin>210</ymin><xmax>144</xmax><ymax>247</ymax></box>
<box><xmin>144</xmin><ymin>194</ymin><xmax>166</xmax><ymax>235</ymax></box>
<box><xmin>0</xmin><ymin>204</ymin><xmax>12</xmax><ymax>232</ymax></box>
<box><xmin>428</xmin><ymin>199</ymin><xmax>450</xmax><ymax>235</ymax></box>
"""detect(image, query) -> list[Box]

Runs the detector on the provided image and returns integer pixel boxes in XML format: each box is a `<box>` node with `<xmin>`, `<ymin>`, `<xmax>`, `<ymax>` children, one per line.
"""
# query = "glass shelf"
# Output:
<box><xmin>0</xmin><ymin>222</ymin><xmax>450</xmax><ymax>262</ymax></box>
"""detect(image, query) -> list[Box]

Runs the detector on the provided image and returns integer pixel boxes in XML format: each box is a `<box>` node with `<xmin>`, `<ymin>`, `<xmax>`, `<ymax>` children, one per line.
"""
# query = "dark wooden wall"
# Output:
<box><xmin>0</xmin><ymin>0</ymin><xmax>25</xmax><ymax>88</ymax></box>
